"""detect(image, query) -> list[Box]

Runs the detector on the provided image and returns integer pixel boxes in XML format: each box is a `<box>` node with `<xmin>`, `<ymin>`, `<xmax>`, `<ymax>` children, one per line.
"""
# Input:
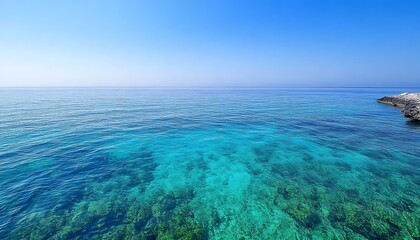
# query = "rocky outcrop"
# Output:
<box><xmin>377</xmin><ymin>93</ymin><xmax>420</xmax><ymax>122</ymax></box>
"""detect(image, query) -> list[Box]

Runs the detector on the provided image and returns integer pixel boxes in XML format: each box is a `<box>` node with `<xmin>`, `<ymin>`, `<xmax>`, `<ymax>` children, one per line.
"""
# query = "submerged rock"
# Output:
<box><xmin>377</xmin><ymin>93</ymin><xmax>420</xmax><ymax>122</ymax></box>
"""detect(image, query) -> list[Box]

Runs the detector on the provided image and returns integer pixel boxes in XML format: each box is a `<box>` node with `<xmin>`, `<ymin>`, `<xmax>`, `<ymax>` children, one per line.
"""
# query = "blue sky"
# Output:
<box><xmin>0</xmin><ymin>0</ymin><xmax>419</xmax><ymax>87</ymax></box>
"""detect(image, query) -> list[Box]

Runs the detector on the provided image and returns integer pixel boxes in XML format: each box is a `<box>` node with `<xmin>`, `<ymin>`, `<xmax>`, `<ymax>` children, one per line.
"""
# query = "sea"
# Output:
<box><xmin>0</xmin><ymin>88</ymin><xmax>419</xmax><ymax>239</ymax></box>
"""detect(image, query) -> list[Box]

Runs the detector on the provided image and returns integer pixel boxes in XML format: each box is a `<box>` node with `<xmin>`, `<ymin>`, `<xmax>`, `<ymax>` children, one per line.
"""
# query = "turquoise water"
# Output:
<box><xmin>0</xmin><ymin>88</ymin><xmax>419</xmax><ymax>239</ymax></box>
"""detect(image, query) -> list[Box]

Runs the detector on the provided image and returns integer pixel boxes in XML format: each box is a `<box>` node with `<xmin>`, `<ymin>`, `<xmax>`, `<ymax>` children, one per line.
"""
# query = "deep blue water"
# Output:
<box><xmin>0</xmin><ymin>88</ymin><xmax>419</xmax><ymax>239</ymax></box>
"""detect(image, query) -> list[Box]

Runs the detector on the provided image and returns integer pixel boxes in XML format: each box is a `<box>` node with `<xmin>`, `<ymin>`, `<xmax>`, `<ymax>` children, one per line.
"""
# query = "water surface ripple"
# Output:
<box><xmin>0</xmin><ymin>88</ymin><xmax>419</xmax><ymax>239</ymax></box>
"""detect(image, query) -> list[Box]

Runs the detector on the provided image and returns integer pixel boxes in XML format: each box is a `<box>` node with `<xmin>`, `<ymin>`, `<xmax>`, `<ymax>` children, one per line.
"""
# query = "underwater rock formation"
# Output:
<box><xmin>377</xmin><ymin>93</ymin><xmax>420</xmax><ymax>122</ymax></box>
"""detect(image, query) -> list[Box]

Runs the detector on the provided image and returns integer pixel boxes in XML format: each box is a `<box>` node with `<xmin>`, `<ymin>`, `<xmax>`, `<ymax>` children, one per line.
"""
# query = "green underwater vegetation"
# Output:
<box><xmin>9</xmin><ymin>151</ymin><xmax>205</xmax><ymax>240</ymax></box>
<box><xmin>5</xmin><ymin>125</ymin><xmax>419</xmax><ymax>240</ymax></box>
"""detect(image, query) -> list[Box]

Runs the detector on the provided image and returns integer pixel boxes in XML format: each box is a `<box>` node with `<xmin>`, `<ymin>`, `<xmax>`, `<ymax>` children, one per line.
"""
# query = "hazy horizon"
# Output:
<box><xmin>1</xmin><ymin>0</ymin><xmax>420</xmax><ymax>88</ymax></box>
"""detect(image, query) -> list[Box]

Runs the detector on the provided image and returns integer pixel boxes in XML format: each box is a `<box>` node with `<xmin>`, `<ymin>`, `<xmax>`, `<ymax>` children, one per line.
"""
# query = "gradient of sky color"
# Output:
<box><xmin>0</xmin><ymin>0</ymin><xmax>419</xmax><ymax>87</ymax></box>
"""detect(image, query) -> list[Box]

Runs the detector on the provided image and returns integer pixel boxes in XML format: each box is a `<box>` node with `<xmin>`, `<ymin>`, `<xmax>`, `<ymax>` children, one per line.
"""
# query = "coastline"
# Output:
<box><xmin>377</xmin><ymin>93</ymin><xmax>420</xmax><ymax>122</ymax></box>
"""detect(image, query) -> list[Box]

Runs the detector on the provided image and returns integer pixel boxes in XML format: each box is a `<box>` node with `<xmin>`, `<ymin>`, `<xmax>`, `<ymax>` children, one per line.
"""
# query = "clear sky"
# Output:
<box><xmin>0</xmin><ymin>0</ymin><xmax>419</xmax><ymax>87</ymax></box>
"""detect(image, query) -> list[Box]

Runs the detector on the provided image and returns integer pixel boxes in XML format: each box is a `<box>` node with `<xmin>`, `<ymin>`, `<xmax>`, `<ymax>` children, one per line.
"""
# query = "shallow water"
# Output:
<box><xmin>0</xmin><ymin>88</ymin><xmax>419</xmax><ymax>239</ymax></box>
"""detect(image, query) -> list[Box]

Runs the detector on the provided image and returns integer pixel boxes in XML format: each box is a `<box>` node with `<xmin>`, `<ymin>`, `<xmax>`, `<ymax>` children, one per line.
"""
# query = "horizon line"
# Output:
<box><xmin>0</xmin><ymin>86</ymin><xmax>419</xmax><ymax>89</ymax></box>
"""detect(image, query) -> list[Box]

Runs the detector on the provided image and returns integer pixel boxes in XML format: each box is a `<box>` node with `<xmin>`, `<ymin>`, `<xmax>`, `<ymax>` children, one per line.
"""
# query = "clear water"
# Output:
<box><xmin>0</xmin><ymin>88</ymin><xmax>419</xmax><ymax>240</ymax></box>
